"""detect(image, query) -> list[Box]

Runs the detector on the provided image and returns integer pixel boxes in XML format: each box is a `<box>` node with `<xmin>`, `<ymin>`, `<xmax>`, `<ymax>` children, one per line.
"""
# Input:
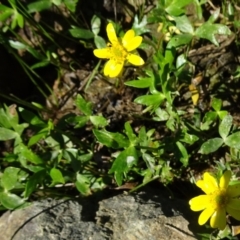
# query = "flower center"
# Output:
<box><xmin>210</xmin><ymin>189</ymin><xmax>229</xmax><ymax>210</ymax></box>
<box><xmin>108</xmin><ymin>42</ymin><xmax>128</xmax><ymax>63</ymax></box>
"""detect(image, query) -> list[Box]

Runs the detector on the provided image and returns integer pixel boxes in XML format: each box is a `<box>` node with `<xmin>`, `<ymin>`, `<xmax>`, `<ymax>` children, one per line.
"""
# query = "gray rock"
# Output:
<box><xmin>0</xmin><ymin>187</ymin><xmax>200</xmax><ymax>240</ymax></box>
<box><xmin>0</xmin><ymin>199</ymin><xmax>106</xmax><ymax>240</ymax></box>
<box><xmin>96</xmin><ymin>192</ymin><xmax>198</xmax><ymax>240</ymax></box>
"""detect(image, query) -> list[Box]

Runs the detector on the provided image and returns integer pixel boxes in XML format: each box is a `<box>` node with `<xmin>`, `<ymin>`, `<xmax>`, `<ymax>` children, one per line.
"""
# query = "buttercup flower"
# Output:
<box><xmin>93</xmin><ymin>23</ymin><xmax>144</xmax><ymax>78</ymax></box>
<box><xmin>189</xmin><ymin>170</ymin><xmax>240</xmax><ymax>230</ymax></box>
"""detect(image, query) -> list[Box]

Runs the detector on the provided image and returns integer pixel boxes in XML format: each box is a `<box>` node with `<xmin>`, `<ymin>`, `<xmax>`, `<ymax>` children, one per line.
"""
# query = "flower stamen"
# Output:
<box><xmin>210</xmin><ymin>189</ymin><xmax>229</xmax><ymax>210</ymax></box>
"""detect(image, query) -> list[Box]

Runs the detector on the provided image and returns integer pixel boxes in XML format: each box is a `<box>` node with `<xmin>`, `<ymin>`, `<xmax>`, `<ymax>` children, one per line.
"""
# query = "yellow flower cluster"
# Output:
<box><xmin>93</xmin><ymin>23</ymin><xmax>144</xmax><ymax>78</ymax></box>
<box><xmin>189</xmin><ymin>170</ymin><xmax>240</xmax><ymax>230</ymax></box>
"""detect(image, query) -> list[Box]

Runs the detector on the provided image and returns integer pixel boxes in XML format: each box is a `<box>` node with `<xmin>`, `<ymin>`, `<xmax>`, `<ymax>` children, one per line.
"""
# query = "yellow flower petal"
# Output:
<box><xmin>227</xmin><ymin>184</ymin><xmax>240</xmax><ymax>197</ymax></box>
<box><xmin>203</xmin><ymin>172</ymin><xmax>218</xmax><ymax>193</ymax></box>
<box><xmin>106</xmin><ymin>23</ymin><xmax>118</xmax><ymax>44</ymax></box>
<box><xmin>196</xmin><ymin>180</ymin><xmax>210</xmax><ymax>194</ymax></box>
<box><xmin>227</xmin><ymin>199</ymin><xmax>240</xmax><ymax>210</ymax></box>
<box><xmin>122</xmin><ymin>29</ymin><xmax>135</xmax><ymax>49</ymax></box>
<box><xmin>124</xmin><ymin>36</ymin><xmax>143</xmax><ymax>52</ymax></box>
<box><xmin>226</xmin><ymin>206</ymin><xmax>240</xmax><ymax>220</ymax></box>
<box><xmin>219</xmin><ymin>170</ymin><xmax>231</xmax><ymax>189</ymax></box>
<box><xmin>198</xmin><ymin>207</ymin><xmax>215</xmax><ymax>225</ymax></box>
<box><xmin>189</xmin><ymin>84</ymin><xmax>199</xmax><ymax>106</ymax></box>
<box><xmin>189</xmin><ymin>195</ymin><xmax>211</xmax><ymax>211</ymax></box>
<box><xmin>104</xmin><ymin>59</ymin><xmax>123</xmax><ymax>78</ymax></box>
<box><xmin>127</xmin><ymin>54</ymin><xmax>144</xmax><ymax>66</ymax></box>
<box><xmin>196</xmin><ymin>175</ymin><xmax>218</xmax><ymax>194</ymax></box>
<box><xmin>93</xmin><ymin>48</ymin><xmax>111</xmax><ymax>59</ymax></box>
<box><xmin>210</xmin><ymin>209</ymin><xmax>226</xmax><ymax>230</ymax></box>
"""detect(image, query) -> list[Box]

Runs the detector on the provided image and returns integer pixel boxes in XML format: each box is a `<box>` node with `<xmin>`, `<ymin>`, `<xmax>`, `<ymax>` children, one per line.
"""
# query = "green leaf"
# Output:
<box><xmin>208</xmin><ymin>8</ymin><xmax>220</xmax><ymax>23</ymax></box>
<box><xmin>94</xmin><ymin>35</ymin><xmax>106</xmax><ymax>49</ymax></box>
<box><xmin>26</xmin><ymin>46</ymin><xmax>44</xmax><ymax>60</ymax></box>
<box><xmin>28</xmin><ymin>128</ymin><xmax>48</xmax><ymax>147</ymax></box>
<box><xmin>44</xmin><ymin>133</ymin><xmax>64</xmax><ymax>149</ymax></box>
<box><xmin>181</xmin><ymin>131</ymin><xmax>199</xmax><ymax>145</ymax></box>
<box><xmin>199</xmin><ymin>138</ymin><xmax>223</xmax><ymax>154</ymax></box>
<box><xmin>11</xmin><ymin>17</ymin><xmax>17</xmax><ymax>30</ymax></box>
<box><xmin>0</xmin><ymin>11</ymin><xmax>12</xmax><ymax>25</ymax></box>
<box><xmin>24</xmin><ymin>170</ymin><xmax>46</xmax><ymax>198</ymax></box>
<box><xmin>109</xmin><ymin>146</ymin><xmax>138</xmax><ymax>186</ymax></box>
<box><xmin>165</xmin><ymin>0</ymin><xmax>192</xmax><ymax>16</ymax></box>
<box><xmin>75</xmin><ymin>173</ymin><xmax>90</xmax><ymax>195</ymax></box>
<box><xmin>143</xmin><ymin>153</ymin><xmax>155</xmax><ymax>172</ymax></box>
<box><xmin>9</xmin><ymin>40</ymin><xmax>27</xmax><ymax>50</ymax></box>
<box><xmin>52</xmin><ymin>0</ymin><xmax>62</xmax><ymax>5</ymax></box>
<box><xmin>69</xmin><ymin>27</ymin><xmax>94</xmax><ymax>39</ymax></box>
<box><xmin>78</xmin><ymin>152</ymin><xmax>93</xmax><ymax>162</ymax></box>
<box><xmin>1</xmin><ymin>167</ymin><xmax>20</xmax><ymax>191</ymax></box>
<box><xmin>31</xmin><ymin>60</ymin><xmax>50</xmax><ymax>69</ymax></box>
<box><xmin>19</xmin><ymin>108</ymin><xmax>45</xmax><ymax>126</ymax></box>
<box><xmin>15</xmin><ymin>143</ymin><xmax>44</xmax><ymax>164</ymax></box>
<box><xmin>166</xmin><ymin>118</ymin><xmax>176</xmax><ymax>132</ymax></box>
<box><xmin>195</xmin><ymin>22</ymin><xmax>231</xmax><ymax>46</ymax></box>
<box><xmin>27</xmin><ymin>0</ymin><xmax>52</xmax><ymax>13</ymax></box>
<box><xmin>142</xmin><ymin>168</ymin><xmax>154</xmax><ymax>183</ymax></box>
<box><xmin>66</xmin><ymin>115</ymin><xmax>89</xmax><ymax>128</ymax></box>
<box><xmin>218</xmin><ymin>111</ymin><xmax>228</xmax><ymax>120</ymax></box>
<box><xmin>63</xmin><ymin>0</ymin><xmax>77</xmax><ymax>12</ymax></box>
<box><xmin>176</xmin><ymin>54</ymin><xmax>187</xmax><ymax>68</ymax></box>
<box><xmin>167</xmin><ymin>34</ymin><xmax>193</xmax><ymax>48</ymax></box>
<box><xmin>134</xmin><ymin>93</ymin><xmax>165</xmax><ymax>106</ymax></box>
<box><xmin>192</xmin><ymin>0</ymin><xmax>206</xmax><ymax>19</ymax></box>
<box><xmin>0</xmin><ymin>4</ymin><xmax>11</xmax><ymax>11</ymax></box>
<box><xmin>50</xmin><ymin>168</ymin><xmax>65</xmax><ymax>184</ymax></box>
<box><xmin>201</xmin><ymin>111</ymin><xmax>218</xmax><ymax>130</ymax></box>
<box><xmin>93</xmin><ymin>129</ymin><xmax>129</xmax><ymax>149</ymax></box>
<box><xmin>154</xmin><ymin>108</ymin><xmax>169</xmax><ymax>121</ymax></box>
<box><xmin>176</xmin><ymin>141</ymin><xmax>189</xmax><ymax>167</ymax></box>
<box><xmin>91</xmin><ymin>15</ymin><xmax>101</xmax><ymax>35</ymax></box>
<box><xmin>212</xmin><ymin>98</ymin><xmax>222</xmax><ymax>111</ymax></box>
<box><xmin>219</xmin><ymin>115</ymin><xmax>232</xmax><ymax>140</ymax></box>
<box><xmin>0</xmin><ymin>105</ymin><xmax>18</xmax><ymax>129</ymax></box>
<box><xmin>173</xmin><ymin>15</ymin><xmax>194</xmax><ymax>34</ymax></box>
<box><xmin>124</xmin><ymin>122</ymin><xmax>137</xmax><ymax>143</ymax></box>
<box><xmin>132</xmin><ymin>15</ymin><xmax>150</xmax><ymax>35</ymax></box>
<box><xmin>17</xmin><ymin>42</ymin><xmax>44</xmax><ymax>58</ymax></box>
<box><xmin>0</xmin><ymin>192</ymin><xmax>25</xmax><ymax>210</ymax></box>
<box><xmin>125</xmin><ymin>79</ymin><xmax>151</xmax><ymax>88</ymax></box>
<box><xmin>75</xmin><ymin>94</ymin><xmax>92</xmax><ymax>115</ymax></box>
<box><xmin>225</xmin><ymin>132</ymin><xmax>240</xmax><ymax>149</ymax></box>
<box><xmin>16</xmin><ymin>12</ymin><xmax>24</xmax><ymax>28</ymax></box>
<box><xmin>90</xmin><ymin>115</ymin><xmax>108</xmax><ymax>128</ymax></box>
<box><xmin>0</xmin><ymin>128</ymin><xmax>17</xmax><ymax>140</ymax></box>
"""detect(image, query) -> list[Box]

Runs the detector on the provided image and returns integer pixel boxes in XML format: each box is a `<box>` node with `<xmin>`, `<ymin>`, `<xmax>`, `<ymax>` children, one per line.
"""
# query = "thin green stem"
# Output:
<box><xmin>129</xmin><ymin>175</ymin><xmax>159</xmax><ymax>193</ymax></box>
<box><xmin>84</xmin><ymin>60</ymin><xmax>102</xmax><ymax>91</ymax></box>
<box><xmin>0</xmin><ymin>93</ymin><xmax>44</xmax><ymax>111</ymax></box>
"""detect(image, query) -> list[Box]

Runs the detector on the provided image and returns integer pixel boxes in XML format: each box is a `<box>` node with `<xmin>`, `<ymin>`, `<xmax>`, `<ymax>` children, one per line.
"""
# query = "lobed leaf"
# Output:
<box><xmin>195</xmin><ymin>22</ymin><xmax>231</xmax><ymax>46</ymax></box>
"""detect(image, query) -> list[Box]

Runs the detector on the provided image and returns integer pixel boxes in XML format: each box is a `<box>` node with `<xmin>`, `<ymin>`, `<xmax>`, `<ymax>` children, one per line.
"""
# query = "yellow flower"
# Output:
<box><xmin>93</xmin><ymin>23</ymin><xmax>144</xmax><ymax>78</ymax></box>
<box><xmin>189</xmin><ymin>171</ymin><xmax>240</xmax><ymax>230</ymax></box>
